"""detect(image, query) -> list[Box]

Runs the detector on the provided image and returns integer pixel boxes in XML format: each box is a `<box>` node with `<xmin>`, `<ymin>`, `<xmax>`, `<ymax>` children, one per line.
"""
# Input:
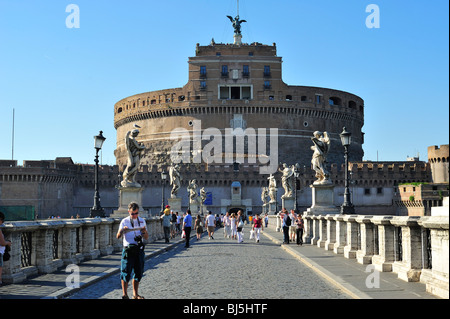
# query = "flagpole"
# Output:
<box><xmin>12</xmin><ymin>108</ymin><xmax>15</xmax><ymax>160</ymax></box>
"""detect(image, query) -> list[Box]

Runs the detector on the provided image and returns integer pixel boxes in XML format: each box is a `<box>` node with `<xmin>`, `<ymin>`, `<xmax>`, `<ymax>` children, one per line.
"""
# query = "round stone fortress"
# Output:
<box><xmin>114</xmin><ymin>41</ymin><xmax>364</xmax><ymax>171</ymax></box>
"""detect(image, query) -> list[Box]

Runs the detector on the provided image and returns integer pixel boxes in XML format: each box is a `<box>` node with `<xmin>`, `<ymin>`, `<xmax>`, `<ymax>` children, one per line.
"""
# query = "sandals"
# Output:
<box><xmin>122</xmin><ymin>295</ymin><xmax>145</xmax><ymax>299</ymax></box>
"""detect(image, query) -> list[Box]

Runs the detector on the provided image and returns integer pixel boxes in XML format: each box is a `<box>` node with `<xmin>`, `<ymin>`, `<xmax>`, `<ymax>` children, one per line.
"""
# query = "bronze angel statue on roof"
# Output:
<box><xmin>227</xmin><ymin>15</ymin><xmax>246</xmax><ymax>35</ymax></box>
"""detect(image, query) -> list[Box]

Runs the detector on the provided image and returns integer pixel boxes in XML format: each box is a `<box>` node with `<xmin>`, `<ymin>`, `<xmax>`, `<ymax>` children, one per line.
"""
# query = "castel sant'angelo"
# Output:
<box><xmin>113</xmin><ymin>32</ymin><xmax>365</xmax><ymax>170</ymax></box>
<box><xmin>0</xmin><ymin>13</ymin><xmax>447</xmax><ymax>219</ymax></box>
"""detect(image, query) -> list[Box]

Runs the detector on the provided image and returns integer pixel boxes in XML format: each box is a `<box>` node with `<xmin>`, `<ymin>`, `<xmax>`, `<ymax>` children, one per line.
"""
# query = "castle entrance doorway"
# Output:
<box><xmin>228</xmin><ymin>207</ymin><xmax>244</xmax><ymax>215</ymax></box>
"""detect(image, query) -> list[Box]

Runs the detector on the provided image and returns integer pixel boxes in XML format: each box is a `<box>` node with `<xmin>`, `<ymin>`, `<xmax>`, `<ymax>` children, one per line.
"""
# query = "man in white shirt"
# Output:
<box><xmin>116</xmin><ymin>202</ymin><xmax>149</xmax><ymax>299</ymax></box>
<box><xmin>205</xmin><ymin>211</ymin><xmax>216</xmax><ymax>239</ymax></box>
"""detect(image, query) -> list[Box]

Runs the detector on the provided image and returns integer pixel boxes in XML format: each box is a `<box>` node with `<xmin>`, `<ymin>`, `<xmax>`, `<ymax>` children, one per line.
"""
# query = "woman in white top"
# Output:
<box><xmin>230</xmin><ymin>213</ymin><xmax>237</xmax><ymax>240</ymax></box>
<box><xmin>0</xmin><ymin>211</ymin><xmax>12</xmax><ymax>286</ymax></box>
<box><xmin>223</xmin><ymin>212</ymin><xmax>231</xmax><ymax>238</ymax></box>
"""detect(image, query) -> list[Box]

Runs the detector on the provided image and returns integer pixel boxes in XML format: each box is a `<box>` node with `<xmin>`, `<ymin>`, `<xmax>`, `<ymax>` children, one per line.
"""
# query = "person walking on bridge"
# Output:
<box><xmin>205</xmin><ymin>211</ymin><xmax>216</xmax><ymax>240</ymax></box>
<box><xmin>252</xmin><ymin>213</ymin><xmax>264</xmax><ymax>243</ymax></box>
<box><xmin>223</xmin><ymin>212</ymin><xmax>231</xmax><ymax>238</ymax></box>
<box><xmin>230</xmin><ymin>213</ymin><xmax>237</xmax><ymax>240</ymax></box>
<box><xmin>236</xmin><ymin>210</ymin><xmax>245</xmax><ymax>243</ymax></box>
<box><xmin>295</xmin><ymin>214</ymin><xmax>304</xmax><ymax>246</ymax></box>
<box><xmin>116</xmin><ymin>202</ymin><xmax>149</xmax><ymax>299</ymax></box>
<box><xmin>183</xmin><ymin>210</ymin><xmax>193</xmax><ymax>248</ymax></box>
<box><xmin>0</xmin><ymin>211</ymin><xmax>12</xmax><ymax>286</ymax></box>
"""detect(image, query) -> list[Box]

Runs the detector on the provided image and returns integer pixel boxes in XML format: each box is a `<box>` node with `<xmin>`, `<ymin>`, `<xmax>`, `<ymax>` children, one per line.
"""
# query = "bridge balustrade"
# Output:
<box><xmin>268</xmin><ymin>213</ymin><xmax>448</xmax><ymax>299</ymax></box>
<box><xmin>0</xmin><ymin>217</ymin><xmax>164</xmax><ymax>284</ymax></box>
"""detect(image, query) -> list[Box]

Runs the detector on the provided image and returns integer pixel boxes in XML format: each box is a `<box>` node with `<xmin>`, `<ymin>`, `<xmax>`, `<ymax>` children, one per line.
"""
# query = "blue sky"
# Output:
<box><xmin>0</xmin><ymin>0</ymin><xmax>448</xmax><ymax>165</ymax></box>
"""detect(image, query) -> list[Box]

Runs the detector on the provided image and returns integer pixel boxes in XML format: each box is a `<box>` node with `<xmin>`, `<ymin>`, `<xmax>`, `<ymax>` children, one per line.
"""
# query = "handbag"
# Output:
<box><xmin>3</xmin><ymin>242</ymin><xmax>11</xmax><ymax>261</ymax></box>
<box><xmin>181</xmin><ymin>230</ymin><xmax>186</xmax><ymax>238</ymax></box>
<box><xmin>3</xmin><ymin>251</ymin><xmax>10</xmax><ymax>262</ymax></box>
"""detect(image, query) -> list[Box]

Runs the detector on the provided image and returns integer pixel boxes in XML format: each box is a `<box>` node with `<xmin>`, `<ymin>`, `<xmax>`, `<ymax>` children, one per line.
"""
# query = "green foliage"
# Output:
<box><xmin>398</xmin><ymin>182</ymin><xmax>428</xmax><ymax>186</ymax></box>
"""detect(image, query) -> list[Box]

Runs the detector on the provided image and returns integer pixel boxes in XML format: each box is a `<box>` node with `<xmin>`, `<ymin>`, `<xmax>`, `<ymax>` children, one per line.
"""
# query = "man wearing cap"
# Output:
<box><xmin>161</xmin><ymin>205</ymin><xmax>172</xmax><ymax>243</ymax></box>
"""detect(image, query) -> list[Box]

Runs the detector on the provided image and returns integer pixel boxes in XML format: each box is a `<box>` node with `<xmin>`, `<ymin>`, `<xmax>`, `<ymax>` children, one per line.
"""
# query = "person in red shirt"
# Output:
<box><xmin>252</xmin><ymin>213</ymin><xmax>264</xmax><ymax>243</ymax></box>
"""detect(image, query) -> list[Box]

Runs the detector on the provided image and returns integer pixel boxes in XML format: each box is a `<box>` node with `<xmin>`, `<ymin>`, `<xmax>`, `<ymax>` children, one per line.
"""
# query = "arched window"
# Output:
<box><xmin>349</xmin><ymin>100</ymin><xmax>356</xmax><ymax>109</ymax></box>
<box><xmin>329</xmin><ymin>97</ymin><xmax>342</xmax><ymax>106</ymax></box>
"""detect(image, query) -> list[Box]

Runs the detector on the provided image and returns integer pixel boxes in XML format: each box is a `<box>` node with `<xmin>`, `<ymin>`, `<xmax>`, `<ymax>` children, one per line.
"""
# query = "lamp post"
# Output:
<box><xmin>161</xmin><ymin>171</ymin><xmax>168</xmax><ymax>213</ymax></box>
<box><xmin>339</xmin><ymin>127</ymin><xmax>355</xmax><ymax>215</ymax></box>
<box><xmin>90</xmin><ymin>131</ymin><xmax>106</xmax><ymax>218</ymax></box>
<box><xmin>293</xmin><ymin>164</ymin><xmax>300</xmax><ymax>213</ymax></box>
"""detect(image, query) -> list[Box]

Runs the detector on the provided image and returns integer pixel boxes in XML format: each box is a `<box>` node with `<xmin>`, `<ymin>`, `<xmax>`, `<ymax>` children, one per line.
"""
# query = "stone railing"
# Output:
<box><xmin>268</xmin><ymin>214</ymin><xmax>448</xmax><ymax>299</ymax></box>
<box><xmin>0</xmin><ymin>217</ymin><xmax>164</xmax><ymax>284</ymax></box>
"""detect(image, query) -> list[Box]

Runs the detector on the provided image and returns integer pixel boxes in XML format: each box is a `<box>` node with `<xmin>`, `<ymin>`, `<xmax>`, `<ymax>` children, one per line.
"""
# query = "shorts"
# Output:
<box><xmin>207</xmin><ymin>226</ymin><xmax>215</xmax><ymax>233</ymax></box>
<box><xmin>120</xmin><ymin>247</ymin><xmax>145</xmax><ymax>283</ymax></box>
<box><xmin>289</xmin><ymin>226</ymin><xmax>296</xmax><ymax>235</ymax></box>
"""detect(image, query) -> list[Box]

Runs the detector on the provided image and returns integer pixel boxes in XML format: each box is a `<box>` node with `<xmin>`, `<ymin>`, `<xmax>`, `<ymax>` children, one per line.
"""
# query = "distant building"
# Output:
<box><xmin>394</xmin><ymin>145</ymin><xmax>449</xmax><ymax>216</ymax></box>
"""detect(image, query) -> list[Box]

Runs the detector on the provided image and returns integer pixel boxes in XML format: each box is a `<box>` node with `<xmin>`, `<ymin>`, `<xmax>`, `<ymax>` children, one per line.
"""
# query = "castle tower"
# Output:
<box><xmin>113</xmin><ymin>41</ymin><xmax>365</xmax><ymax>170</ymax></box>
<box><xmin>428</xmin><ymin>145</ymin><xmax>449</xmax><ymax>183</ymax></box>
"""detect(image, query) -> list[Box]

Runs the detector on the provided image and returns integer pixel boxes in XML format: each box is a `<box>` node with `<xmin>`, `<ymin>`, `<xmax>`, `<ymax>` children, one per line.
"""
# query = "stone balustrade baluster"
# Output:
<box><xmin>343</xmin><ymin>215</ymin><xmax>359</xmax><ymax>259</ymax></box>
<box><xmin>333</xmin><ymin>215</ymin><xmax>347</xmax><ymax>254</ymax></box>
<box><xmin>371</xmin><ymin>216</ymin><xmax>395</xmax><ymax>272</ymax></box>
<box><xmin>324</xmin><ymin>215</ymin><xmax>336</xmax><ymax>251</ymax></box>
<box><xmin>418</xmin><ymin>216</ymin><xmax>449</xmax><ymax>299</ymax></box>
<box><xmin>310</xmin><ymin>216</ymin><xmax>321</xmax><ymax>246</ymax></box>
<box><xmin>316</xmin><ymin>215</ymin><xmax>328</xmax><ymax>248</ymax></box>
<box><xmin>391</xmin><ymin>216</ymin><xmax>423</xmax><ymax>282</ymax></box>
<box><xmin>356</xmin><ymin>216</ymin><xmax>374</xmax><ymax>264</ymax></box>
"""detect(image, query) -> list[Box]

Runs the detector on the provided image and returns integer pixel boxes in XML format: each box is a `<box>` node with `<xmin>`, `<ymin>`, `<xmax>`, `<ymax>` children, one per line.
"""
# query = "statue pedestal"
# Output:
<box><xmin>268</xmin><ymin>201</ymin><xmax>277</xmax><ymax>215</ymax></box>
<box><xmin>234</xmin><ymin>34</ymin><xmax>242</xmax><ymax>45</ymax></box>
<box><xmin>282</xmin><ymin>197</ymin><xmax>295</xmax><ymax>212</ymax></box>
<box><xmin>262</xmin><ymin>203</ymin><xmax>268</xmax><ymax>214</ymax></box>
<box><xmin>189</xmin><ymin>202</ymin><xmax>199</xmax><ymax>215</ymax></box>
<box><xmin>305</xmin><ymin>184</ymin><xmax>339</xmax><ymax>216</ymax></box>
<box><xmin>111</xmin><ymin>187</ymin><xmax>149</xmax><ymax>219</ymax></box>
<box><xmin>168</xmin><ymin>197</ymin><xmax>182</xmax><ymax>214</ymax></box>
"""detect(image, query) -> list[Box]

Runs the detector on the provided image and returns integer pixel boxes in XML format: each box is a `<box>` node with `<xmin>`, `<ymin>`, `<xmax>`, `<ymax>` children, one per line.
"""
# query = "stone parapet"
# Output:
<box><xmin>0</xmin><ymin>217</ymin><xmax>164</xmax><ymax>284</ymax></box>
<box><xmin>302</xmin><ymin>214</ymin><xmax>449</xmax><ymax>298</ymax></box>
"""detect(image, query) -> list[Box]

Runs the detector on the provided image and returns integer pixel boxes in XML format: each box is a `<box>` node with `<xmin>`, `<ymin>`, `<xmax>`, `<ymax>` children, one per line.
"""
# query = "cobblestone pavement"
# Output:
<box><xmin>67</xmin><ymin>229</ymin><xmax>350</xmax><ymax>299</ymax></box>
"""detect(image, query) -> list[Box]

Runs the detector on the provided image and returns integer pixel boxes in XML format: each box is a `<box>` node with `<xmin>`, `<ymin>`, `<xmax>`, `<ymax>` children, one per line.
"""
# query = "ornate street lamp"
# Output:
<box><xmin>340</xmin><ymin>127</ymin><xmax>355</xmax><ymax>214</ymax></box>
<box><xmin>161</xmin><ymin>170</ymin><xmax>168</xmax><ymax>213</ymax></box>
<box><xmin>293</xmin><ymin>163</ymin><xmax>300</xmax><ymax>213</ymax></box>
<box><xmin>90</xmin><ymin>131</ymin><xmax>106</xmax><ymax>218</ymax></box>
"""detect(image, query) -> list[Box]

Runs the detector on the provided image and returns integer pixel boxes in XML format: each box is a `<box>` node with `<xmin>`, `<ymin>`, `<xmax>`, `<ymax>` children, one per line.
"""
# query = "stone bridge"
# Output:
<box><xmin>0</xmin><ymin>214</ymin><xmax>448</xmax><ymax>299</ymax></box>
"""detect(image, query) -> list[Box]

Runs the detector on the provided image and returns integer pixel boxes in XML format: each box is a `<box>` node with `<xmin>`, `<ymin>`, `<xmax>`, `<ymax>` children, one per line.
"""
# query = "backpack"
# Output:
<box><xmin>285</xmin><ymin>215</ymin><xmax>291</xmax><ymax>226</ymax></box>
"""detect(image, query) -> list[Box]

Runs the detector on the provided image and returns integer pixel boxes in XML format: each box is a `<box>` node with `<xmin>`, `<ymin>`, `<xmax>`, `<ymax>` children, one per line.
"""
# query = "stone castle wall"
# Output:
<box><xmin>0</xmin><ymin>159</ymin><xmax>432</xmax><ymax>218</ymax></box>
